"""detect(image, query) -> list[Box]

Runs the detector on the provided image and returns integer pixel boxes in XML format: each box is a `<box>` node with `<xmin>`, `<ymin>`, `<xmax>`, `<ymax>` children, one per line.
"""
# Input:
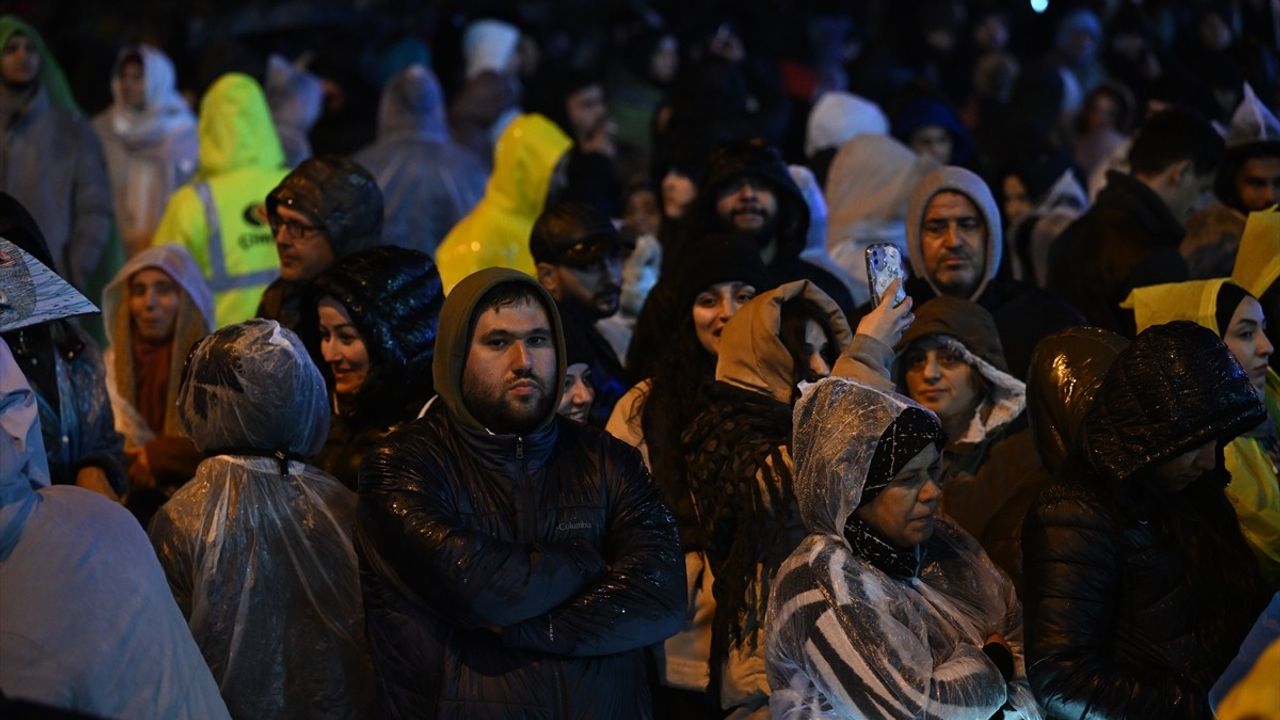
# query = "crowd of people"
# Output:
<box><xmin>2</xmin><ymin>1</ymin><xmax>1280</xmax><ymax>718</ymax></box>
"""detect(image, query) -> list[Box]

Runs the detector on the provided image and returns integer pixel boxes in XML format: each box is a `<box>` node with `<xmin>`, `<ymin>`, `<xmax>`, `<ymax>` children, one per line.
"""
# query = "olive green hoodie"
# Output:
<box><xmin>433</xmin><ymin>268</ymin><xmax>566</xmax><ymax>433</ymax></box>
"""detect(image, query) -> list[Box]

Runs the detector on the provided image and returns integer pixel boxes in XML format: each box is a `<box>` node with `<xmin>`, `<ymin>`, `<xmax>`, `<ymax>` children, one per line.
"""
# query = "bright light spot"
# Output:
<box><xmin>1030</xmin><ymin>0</ymin><xmax>1049</xmax><ymax>13</ymax></box>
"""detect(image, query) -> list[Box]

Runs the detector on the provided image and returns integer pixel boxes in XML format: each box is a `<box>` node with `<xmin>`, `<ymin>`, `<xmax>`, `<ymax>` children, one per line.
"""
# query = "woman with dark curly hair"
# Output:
<box><xmin>303</xmin><ymin>245</ymin><xmax>444</xmax><ymax>490</ymax></box>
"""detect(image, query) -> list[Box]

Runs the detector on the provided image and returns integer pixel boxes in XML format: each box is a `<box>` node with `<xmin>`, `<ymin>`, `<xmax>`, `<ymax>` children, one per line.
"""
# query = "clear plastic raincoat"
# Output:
<box><xmin>765</xmin><ymin>377</ymin><xmax>1042</xmax><ymax>719</ymax></box>
<box><xmin>148</xmin><ymin>319</ymin><xmax>375</xmax><ymax>719</ymax></box>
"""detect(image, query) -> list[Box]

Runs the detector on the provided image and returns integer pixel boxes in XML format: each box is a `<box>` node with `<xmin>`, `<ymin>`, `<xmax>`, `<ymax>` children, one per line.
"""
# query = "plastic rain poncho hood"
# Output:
<box><xmin>148</xmin><ymin>319</ymin><xmax>374</xmax><ymax>719</ymax></box>
<box><xmin>101</xmin><ymin>244</ymin><xmax>213</xmax><ymax>446</ymax></box>
<box><xmin>765</xmin><ymin>377</ymin><xmax>1042</xmax><ymax>719</ymax></box>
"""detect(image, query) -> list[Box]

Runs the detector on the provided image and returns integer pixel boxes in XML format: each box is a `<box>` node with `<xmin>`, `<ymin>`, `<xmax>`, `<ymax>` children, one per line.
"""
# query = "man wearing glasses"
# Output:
<box><xmin>260</xmin><ymin>156</ymin><xmax>384</xmax><ymax>332</ymax></box>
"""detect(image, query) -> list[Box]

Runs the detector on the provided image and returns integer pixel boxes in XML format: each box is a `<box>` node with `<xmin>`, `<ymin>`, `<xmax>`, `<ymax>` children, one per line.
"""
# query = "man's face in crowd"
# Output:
<box><xmin>902</xmin><ymin>338</ymin><xmax>983</xmax><ymax>428</ymax></box>
<box><xmin>1222</xmin><ymin>295</ymin><xmax>1273</xmax><ymax>400</ymax></box>
<box><xmin>565</xmin><ymin>84</ymin><xmax>608</xmax><ymax>144</ymax></box>
<box><xmin>1235</xmin><ymin>156</ymin><xmax>1280</xmax><ymax>212</ymax></box>
<box><xmin>463</xmin><ymin>298</ymin><xmax>558</xmax><ymax>435</ymax></box>
<box><xmin>128</xmin><ymin>267</ymin><xmax>181</xmax><ymax>343</ymax></box>
<box><xmin>1167</xmin><ymin>163</ymin><xmax>1215</xmax><ymax>222</ymax></box>
<box><xmin>557</xmin><ymin>362</ymin><xmax>594</xmax><ymax>424</ymax></box>
<box><xmin>1</xmin><ymin>33</ymin><xmax>39</xmax><ymax>87</ymax></box>
<box><xmin>539</xmin><ymin>247</ymin><xmax>623</xmax><ymax>319</ymax></box>
<box><xmin>921</xmin><ymin>191</ymin><xmax>987</xmax><ymax>297</ymax></box>
<box><xmin>714</xmin><ymin>176</ymin><xmax>778</xmax><ymax>235</ymax></box>
<box><xmin>271</xmin><ymin>205</ymin><xmax>335</xmax><ymax>283</ymax></box>
<box><xmin>910</xmin><ymin>125</ymin><xmax>953</xmax><ymax>165</ymax></box>
<box><xmin>1151</xmin><ymin>440</ymin><xmax>1216</xmax><ymax>493</ymax></box>
<box><xmin>855</xmin><ymin>443</ymin><xmax>943</xmax><ymax>549</ymax></box>
<box><xmin>118</xmin><ymin>59</ymin><xmax>145</xmax><ymax>111</ymax></box>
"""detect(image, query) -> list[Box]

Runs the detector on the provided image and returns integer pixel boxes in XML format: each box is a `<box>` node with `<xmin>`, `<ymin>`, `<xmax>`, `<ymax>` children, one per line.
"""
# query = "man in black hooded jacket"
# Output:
<box><xmin>356</xmin><ymin>267</ymin><xmax>684</xmax><ymax>720</ymax></box>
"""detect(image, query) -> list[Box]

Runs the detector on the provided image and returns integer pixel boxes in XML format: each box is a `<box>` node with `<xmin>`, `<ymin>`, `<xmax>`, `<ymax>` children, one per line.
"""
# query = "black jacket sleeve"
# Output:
<box><xmin>499</xmin><ymin>440</ymin><xmax>685</xmax><ymax>657</ymax></box>
<box><xmin>1022</xmin><ymin>484</ymin><xmax>1212</xmax><ymax>719</ymax></box>
<box><xmin>358</xmin><ymin>431</ymin><xmax>609</xmax><ymax>630</ymax></box>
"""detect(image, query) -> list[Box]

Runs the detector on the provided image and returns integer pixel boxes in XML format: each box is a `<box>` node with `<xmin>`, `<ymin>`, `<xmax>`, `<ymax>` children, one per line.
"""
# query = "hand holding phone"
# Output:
<box><xmin>865</xmin><ymin>243</ymin><xmax>907</xmax><ymax>308</ymax></box>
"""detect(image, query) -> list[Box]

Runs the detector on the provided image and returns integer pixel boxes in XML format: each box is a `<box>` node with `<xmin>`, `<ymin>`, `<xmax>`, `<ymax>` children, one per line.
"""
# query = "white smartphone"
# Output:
<box><xmin>865</xmin><ymin>243</ymin><xmax>907</xmax><ymax>307</ymax></box>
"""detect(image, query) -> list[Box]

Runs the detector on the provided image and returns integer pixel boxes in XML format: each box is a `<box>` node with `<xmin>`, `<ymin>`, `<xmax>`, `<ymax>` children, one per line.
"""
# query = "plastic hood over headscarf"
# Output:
<box><xmin>463</xmin><ymin>19</ymin><xmax>520</xmax><ymax>80</ymax></box>
<box><xmin>0</xmin><ymin>337</ymin><xmax>49</xmax><ymax>558</ymax></box>
<box><xmin>716</xmin><ymin>280</ymin><xmax>852</xmax><ymax>405</ymax></box>
<box><xmin>767</xmin><ymin>377</ymin><xmax>1043</xmax><ymax>719</ymax></box>
<box><xmin>101</xmin><ymin>244</ymin><xmax>213</xmax><ymax>444</ymax></box>
<box><xmin>435</xmin><ymin>114</ymin><xmax>571</xmax><ymax>292</ymax></box>
<box><xmin>826</xmin><ymin>135</ymin><xmax>939</xmax><ymax>306</ymax></box>
<box><xmin>906</xmin><ymin>166</ymin><xmax>1004</xmax><ymax>301</ymax></box>
<box><xmin>790</xmin><ymin>164</ymin><xmax>859</xmax><ymax>303</ymax></box>
<box><xmin>103</xmin><ymin>45</ymin><xmax>194</xmax><ymax>145</ymax></box>
<box><xmin>149</xmin><ymin>319</ymin><xmax>374</xmax><ymax>718</ymax></box>
<box><xmin>805</xmin><ymin>91</ymin><xmax>889</xmax><ymax>158</ymax></box>
<box><xmin>376</xmin><ymin>63</ymin><xmax>448</xmax><ymax>141</ymax></box>
<box><xmin>1025</xmin><ymin>327</ymin><xmax>1129</xmax><ymax>473</ymax></box>
<box><xmin>195</xmin><ymin>73</ymin><xmax>285</xmax><ymax>176</ymax></box>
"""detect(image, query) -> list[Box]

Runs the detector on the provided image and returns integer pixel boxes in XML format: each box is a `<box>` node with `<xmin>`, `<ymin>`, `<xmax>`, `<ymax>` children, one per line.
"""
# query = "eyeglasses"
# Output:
<box><xmin>269</xmin><ymin>214</ymin><xmax>324</xmax><ymax>241</ymax></box>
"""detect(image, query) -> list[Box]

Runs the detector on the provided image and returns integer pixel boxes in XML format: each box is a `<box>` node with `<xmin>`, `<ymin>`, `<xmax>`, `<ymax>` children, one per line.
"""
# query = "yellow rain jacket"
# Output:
<box><xmin>435</xmin><ymin>114</ymin><xmax>571</xmax><ymax>292</ymax></box>
<box><xmin>1123</xmin><ymin>277</ymin><xmax>1280</xmax><ymax>586</ymax></box>
<box><xmin>152</xmin><ymin>74</ymin><xmax>288</xmax><ymax>328</ymax></box>
<box><xmin>1233</xmin><ymin>206</ymin><xmax>1280</xmax><ymax>424</ymax></box>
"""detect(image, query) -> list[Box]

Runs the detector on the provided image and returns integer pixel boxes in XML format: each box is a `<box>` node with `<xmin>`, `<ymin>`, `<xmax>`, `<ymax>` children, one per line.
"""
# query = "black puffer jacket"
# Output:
<box><xmin>1022</xmin><ymin>321</ymin><xmax>1268</xmax><ymax>719</ymax></box>
<box><xmin>356</xmin><ymin>268</ymin><xmax>684</xmax><ymax>720</ymax></box>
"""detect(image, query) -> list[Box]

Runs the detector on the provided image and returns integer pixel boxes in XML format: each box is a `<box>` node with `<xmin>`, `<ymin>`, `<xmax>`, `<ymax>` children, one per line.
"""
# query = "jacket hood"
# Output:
<box><xmin>266</xmin><ymin>156</ymin><xmax>383</xmax><ymax>258</ymax></box>
<box><xmin>462</xmin><ymin>19</ymin><xmax>520</xmax><ymax>80</ymax></box>
<box><xmin>431</xmin><ymin>268</ymin><xmax>565</xmax><ymax>433</ymax></box>
<box><xmin>1121</xmin><ymin>278</ymin><xmax>1238</xmax><ymax>335</ymax></box>
<box><xmin>486</xmin><ymin>113</ymin><xmax>572</xmax><ymax>217</ymax></box>
<box><xmin>791</xmin><ymin>377</ymin><xmax>935</xmax><ymax>536</ymax></box>
<box><xmin>716</xmin><ymin>280</ymin><xmax>852</xmax><ymax>405</ymax></box>
<box><xmin>103</xmin><ymin>244</ymin><xmax>215</xmax><ymax>335</ymax></box>
<box><xmin>0</xmin><ymin>16</ymin><xmax>78</xmax><ymax>115</ymax></box>
<box><xmin>826</xmin><ymin>134</ymin><xmax>938</xmax><ymax>246</ymax></box>
<box><xmin>310</xmin><ymin>246</ymin><xmax>444</xmax><ymax>419</ymax></box>
<box><xmin>1215</xmin><ymin>84</ymin><xmax>1280</xmax><ymax>208</ymax></box>
<box><xmin>196</xmin><ymin>73</ymin><xmax>286</xmax><ymax>175</ymax></box>
<box><xmin>265</xmin><ymin>54</ymin><xmax>324</xmax><ymax>133</ymax></box>
<box><xmin>906</xmin><ymin>166</ymin><xmax>1003</xmax><ymax>301</ymax></box>
<box><xmin>1232</xmin><ymin>207</ymin><xmax>1280</xmax><ymax>300</ymax></box>
<box><xmin>377</xmin><ymin>63</ymin><xmax>448</xmax><ymax>142</ymax></box>
<box><xmin>0</xmin><ymin>337</ymin><xmax>50</xmax><ymax>560</ymax></box>
<box><xmin>1082</xmin><ymin>321</ymin><xmax>1265</xmax><ymax>483</ymax></box>
<box><xmin>895</xmin><ymin>297</ymin><xmax>1025</xmax><ymax>445</ymax></box>
<box><xmin>178</xmin><ymin>319</ymin><xmax>329</xmax><ymax>457</ymax></box>
<box><xmin>105</xmin><ymin>44</ymin><xmax>194</xmax><ymax>145</ymax></box>
<box><xmin>699</xmin><ymin>139</ymin><xmax>810</xmax><ymax>263</ymax></box>
<box><xmin>804</xmin><ymin>91</ymin><xmax>888</xmax><ymax>158</ymax></box>
<box><xmin>1026</xmin><ymin>327</ymin><xmax>1129</xmax><ymax>473</ymax></box>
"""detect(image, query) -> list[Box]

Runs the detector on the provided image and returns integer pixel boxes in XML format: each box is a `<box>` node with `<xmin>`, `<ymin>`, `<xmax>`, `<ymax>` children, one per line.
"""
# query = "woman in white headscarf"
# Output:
<box><xmin>92</xmin><ymin>44</ymin><xmax>197</xmax><ymax>255</ymax></box>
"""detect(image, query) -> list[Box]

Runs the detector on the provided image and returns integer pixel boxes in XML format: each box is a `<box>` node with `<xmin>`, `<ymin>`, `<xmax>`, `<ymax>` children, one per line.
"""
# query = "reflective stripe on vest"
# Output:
<box><xmin>193</xmin><ymin>181</ymin><xmax>280</xmax><ymax>292</ymax></box>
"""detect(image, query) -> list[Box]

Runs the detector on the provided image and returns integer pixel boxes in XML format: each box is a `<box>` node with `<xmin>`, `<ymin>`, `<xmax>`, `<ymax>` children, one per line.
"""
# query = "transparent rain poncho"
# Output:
<box><xmin>765</xmin><ymin>377</ymin><xmax>1042</xmax><ymax>719</ymax></box>
<box><xmin>148</xmin><ymin>320</ymin><xmax>374</xmax><ymax>719</ymax></box>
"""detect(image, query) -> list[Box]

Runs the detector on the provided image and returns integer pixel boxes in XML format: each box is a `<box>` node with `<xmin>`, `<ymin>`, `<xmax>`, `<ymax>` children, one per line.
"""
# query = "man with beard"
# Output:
<box><xmin>532</xmin><ymin>201</ymin><xmax>629</xmax><ymax>425</ymax></box>
<box><xmin>356</xmin><ymin>267</ymin><xmax>684</xmax><ymax>720</ymax></box>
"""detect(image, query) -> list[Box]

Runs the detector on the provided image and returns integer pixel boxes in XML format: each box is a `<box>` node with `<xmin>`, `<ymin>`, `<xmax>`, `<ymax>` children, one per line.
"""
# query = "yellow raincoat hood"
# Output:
<box><xmin>196</xmin><ymin>73</ymin><xmax>286</xmax><ymax>176</ymax></box>
<box><xmin>435</xmin><ymin>114</ymin><xmax>571</xmax><ymax>292</ymax></box>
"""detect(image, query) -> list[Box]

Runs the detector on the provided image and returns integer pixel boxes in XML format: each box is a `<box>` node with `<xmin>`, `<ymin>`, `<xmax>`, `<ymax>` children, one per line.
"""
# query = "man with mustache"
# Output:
<box><xmin>900</xmin><ymin>165</ymin><xmax>1082</xmax><ymax>379</ymax></box>
<box><xmin>532</xmin><ymin>201</ymin><xmax>629</xmax><ymax>426</ymax></box>
<box><xmin>356</xmin><ymin>267</ymin><xmax>684</xmax><ymax>720</ymax></box>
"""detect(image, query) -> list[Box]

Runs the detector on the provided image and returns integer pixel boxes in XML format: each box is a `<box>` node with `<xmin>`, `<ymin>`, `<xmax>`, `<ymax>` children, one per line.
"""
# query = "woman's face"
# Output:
<box><xmin>1001</xmin><ymin>175</ymin><xmax>1032</xmax><ymax>226</ymax></box>
<box><xmin>662</xmin><ymin>170</ymin><xmax>698</xmax><ymax>220</ymax></box>
<box><xmin>1223</xmin><ymin>295</ymin><xmax>1273</xmax><ymax>399</ymax></box>
<box><xmin>692</xmin><ymin>281</ymin><xmax>757</xmax><ymax>355</ymax></box>
<box><xmin>557</xmin><ymin>362</ymin><xmax>594</xmax><ymax>423</ymax></box>
<box><xmin>317</xmin><ymin>296</ymin><xmax>371</xmax><ymax>400</ymax></box>
<box><xmin>1084</xmin><ymin>92</ymin><xmax>1120</xmax><ymax>133</ymax></box>
<box><xmin>855</xmin><ymin>443</ymin><xmax>942</xmax><ymax>549</ymax></box>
